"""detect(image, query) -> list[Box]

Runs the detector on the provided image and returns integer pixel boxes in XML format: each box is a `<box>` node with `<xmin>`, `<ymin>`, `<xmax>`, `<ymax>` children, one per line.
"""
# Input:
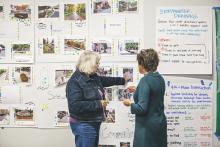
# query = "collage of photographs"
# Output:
<box><xmin>91</xmin><ymin>39</ymin><xmax>140</xmax><ymax>56</ymax></box>
<box><xmin>34</xmin><ymin>0</ymin><xmax>139</xmax><ymax>59</ymax></box>
<box><xmin>37</xmin><ymin>37</ymin><xmax>140</xmax><ymax>57</ymax></box>
<box><xmin>38</xmin><ymin>64</ymin><xmax>138</xmax><ymax>89</ymax></box>
<box><xmin>0</xmin><ymin>106</ymin><xmax>35</xmax><ymax>126</ymax></box>
<box><xmin>28</xmin><ymin>63</ymin><xmax>138</xmax><ymax>128</ymax></box>
<box><xmin>0</xmin><ymin>3</ymin><xmax>34</xmax><ymax>63</ymax></box>
<box><xmin>0</xmin><ymin>0</ymin><xmax>139</xmax><ymax>60</ymax></box>
<box><xmin>0</xmin><ymin>42</ymin><xmax>33</xmax><ymax>63</ymax></box>
<box><xmin>52</xmin><ymin>64</ymin><xmax>140</xmax><ymax>87</ymax></box>
<box><xmin>36</xmin><ymin>87</ymin><xmax>134</xmax><ymax>126</ymax></box>
<box><xmin>92</xmin><ymin>0</ymin><xmax>138</xmax><ymax>14</ymax></box>
<box><xmin>36</xmin><ymin>0</ymin><xmax>139</xmax><ymax>20</ymax></box>
<box><xmin>37</xmin><ymin>36</ymin><xmax>87</xmax><ymax>56</ymax></box>
<box><xmin>0</xmin><ymin>71</ymin><xmax>27</xmax><ymax>126</ymax></box>
<box><xmin>0</xmin><ymin>66</ymin><xmax>32</xmax><ymax>86</ymax></box>
<box><xmin>37</xmin><ymin>3</ymin><xmax>86</xmax><ymax>22</ymax></box>
<box><xmin>0</xmin><ymin>0</ymin><xmax>141</xmax><ymax>132</ymax></box>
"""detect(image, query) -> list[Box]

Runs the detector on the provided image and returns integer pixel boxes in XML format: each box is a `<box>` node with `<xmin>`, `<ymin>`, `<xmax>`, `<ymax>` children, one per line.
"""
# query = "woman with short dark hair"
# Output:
<box><xmin>123</xmin><ymin>49</ymin><xmax>167</xmax><ymax>147</ymax></box>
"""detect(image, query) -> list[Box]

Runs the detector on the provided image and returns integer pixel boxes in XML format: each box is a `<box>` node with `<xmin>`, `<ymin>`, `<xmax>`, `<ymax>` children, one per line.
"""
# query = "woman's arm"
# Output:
<box><xmin>130</xmin><ymin>79</ymin><xmax>150</xmax><ymax>115</ymax></box>
<box><xmin>99</xmin><ymin>76</ymin><xmax>125</xmax><ymax>87</ymax></box>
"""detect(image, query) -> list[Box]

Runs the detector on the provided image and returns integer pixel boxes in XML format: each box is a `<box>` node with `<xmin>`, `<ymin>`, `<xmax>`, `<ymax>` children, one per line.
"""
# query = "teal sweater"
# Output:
<box><xmin>131</xmin><ymin>72</ymin><xmax>167</xmax><ymax>147</ymax></box>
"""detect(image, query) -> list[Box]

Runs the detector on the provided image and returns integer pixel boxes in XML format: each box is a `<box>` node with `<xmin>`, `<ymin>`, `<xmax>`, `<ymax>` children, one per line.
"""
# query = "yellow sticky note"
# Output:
<box><xmin>42</xmin><ymin>104</ymin><xmax>49</xmax><ymax>111</ymax></box>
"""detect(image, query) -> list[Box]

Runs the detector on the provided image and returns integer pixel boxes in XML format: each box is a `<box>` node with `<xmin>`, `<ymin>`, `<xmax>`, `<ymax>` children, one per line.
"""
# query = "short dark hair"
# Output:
<box><xmin>137</xmin><ymin>49</ymin><xmax>159</xmax><ymax>72</ymax></box>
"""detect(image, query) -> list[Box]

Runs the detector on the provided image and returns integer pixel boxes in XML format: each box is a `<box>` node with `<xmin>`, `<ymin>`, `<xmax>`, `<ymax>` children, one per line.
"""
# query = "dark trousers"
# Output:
<box><xmin>70</xmin><ymin>121</ymin><xmax>101</xmax><ymax>147</ymax></box>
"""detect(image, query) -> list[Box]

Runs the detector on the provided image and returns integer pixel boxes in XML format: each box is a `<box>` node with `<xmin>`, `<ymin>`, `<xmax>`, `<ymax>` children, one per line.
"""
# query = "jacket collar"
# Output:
<box><xmin>75</xmin><ymin>68</ymin><xmax>98</xmax><ymax>82</ymax></box>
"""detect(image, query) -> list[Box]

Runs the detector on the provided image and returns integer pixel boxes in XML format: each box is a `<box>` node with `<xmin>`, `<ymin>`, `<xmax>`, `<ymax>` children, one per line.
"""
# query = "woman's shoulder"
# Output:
<box><xmin>142</xmin><ymin>72</ymin><xmax>164</xmax><ymax>82</ymax></box>
<box><xmin>67</xmin><ymin>71</ymin><xmax>83</xmax><ymax>85</ymax></box>
<box><xmin>139</xmin><ymin>76</ymin><xmax>150</xmax><ymax>86</ymax></box>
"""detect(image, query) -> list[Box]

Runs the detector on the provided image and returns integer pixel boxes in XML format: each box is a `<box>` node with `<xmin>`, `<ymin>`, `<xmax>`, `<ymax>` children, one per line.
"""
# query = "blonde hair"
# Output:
<box><xmin>76</xmin><ymin>51</ymin><xmax>101</xmax><ymax>75</ymax></box>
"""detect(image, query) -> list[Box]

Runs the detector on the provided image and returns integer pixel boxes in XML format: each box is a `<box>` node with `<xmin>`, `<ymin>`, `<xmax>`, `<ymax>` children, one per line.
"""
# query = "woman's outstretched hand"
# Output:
<box><xmin>123</xmin><ymin>99</ymin><xmax>132</xmax><ymax>106</ymax></box>
<box><xmin>127</xmin><ymin>86</ymin><xmax>136</xmax><ymax>93</ymax></box>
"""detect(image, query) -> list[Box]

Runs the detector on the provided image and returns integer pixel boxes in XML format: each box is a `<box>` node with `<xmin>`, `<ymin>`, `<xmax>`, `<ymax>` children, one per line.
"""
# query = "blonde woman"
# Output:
<box><xmin>66</xmin><ymin>51</ymin><xmax>128</xmax><ymax>147</ymax></box>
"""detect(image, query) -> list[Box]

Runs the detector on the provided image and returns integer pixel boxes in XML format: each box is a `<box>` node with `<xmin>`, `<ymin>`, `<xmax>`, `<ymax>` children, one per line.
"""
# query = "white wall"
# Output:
<box><xmin>0</xmin><ymin>0</ymin><xmax>220</xmax><ymax>147</ymax></box>
<box><xmin>0</xmin><ymin>128</ymin><xmax>74</xmax><ymax>147</ymax></box>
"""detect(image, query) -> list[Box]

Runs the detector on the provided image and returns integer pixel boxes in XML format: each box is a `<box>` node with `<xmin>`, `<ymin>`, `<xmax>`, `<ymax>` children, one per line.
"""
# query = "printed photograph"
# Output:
<box><xmin>118</xmin><ymin>0</ymin><xmax>138</xmax><ymax>13</ymax></box>
<box><xmin>92</xmin><ymin>42</ymin><xmax>111</xmax><ymax>54</ymax></box>
<box><xmin>0</xmin><ymin>68</ymin><xmax>9</xmax><ymax>84</ymax></box>
<box><xmin>97</xmin><ymin>66</ymin><xmax>112</xmax><ymax>77</ymax></box>
<box><xmin>0</xmin><ymin>44</ymin><xmax>5</xmax><ymax>58</ymax></box>
<box><xmin>117</xmin><ymin>88</ymin><xmax>133</xmax><ymax>101</ymax></box>
<box><xmin>56</xmin><ymin>110</ymin><xmax>69</xmax><ymax>124</ymax></box>
<box><xmin>64</xmin><ymin>38</ymin><xmax>86</xmax><ymax>54</ymax></box>
<box><xmin>43</xmin><ymin>38</ymin><xmax>55</xmax><ymax>54</ymax></box>
<box><xmin>0</xmin><ymin>108</ymin><xmax>10</xmax><ymax>125</ymax></box>
<box><xmin>99</xmin><ymin>145</ymin><xmax>116</xmax><ymax>147</ymax></box>
<box><xmin>93</xmin><ymin>0</ymin><xmax>111</xmax><ymax>14</ymax></box>
<box><xmin>11</xmin><ymin>44</ymin><xmax>31</xmax><ymax>56</ymax></box>
<box><xmin>123</xmin><ymin>68</ymin><xmax>133</xmax><ymax>82</ymax></box>
<box><xmin>104</xmin><ymin>88</ymin><xmax>113</xmax><ymax>101</ymax></box>
<box><xmin>10</xmin><ymin>4</ymin><xmax>31</xmax><ymax>20</ymax></box>
<box><xmin>64</xmin><ymin>3</ymin><xmax>86</xmax><ymax>21</ymax></box>
<box><xmin>104</xmin><ymin>109</ymin><xmax>115</xmax><ymax>123</ymax></box>
<box><xmin>14</xmin><ymin>108</ymin><xmax>33</xmax><ymax>121</ymax></box>
<box><xmin>119</xmin><ymin>41</ymin><xmax>139</xmax><ymax>55</ymax></box>
<box><xmin>0</xmin><ymin>6</ymin><xmax>4</xmax><ymax>19</ymax></box>
<box><xmin>120</xmin><ymin>142</ymin><xmax>130</xmax><ymax>147</ymax></box>
<box><xmin>12</xmin><ymin>66</ymin><xmax>31</xmax><ymax>84</ymax></box>
<box><xmin>55</xmin><ymin>70</ymin><xmax>73</xmax><ymax>87</ymax></box>
<box><xmin>38</xmin><ymin>5</ymin><xmax>59</xmax><ymax>18</ymax></box>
